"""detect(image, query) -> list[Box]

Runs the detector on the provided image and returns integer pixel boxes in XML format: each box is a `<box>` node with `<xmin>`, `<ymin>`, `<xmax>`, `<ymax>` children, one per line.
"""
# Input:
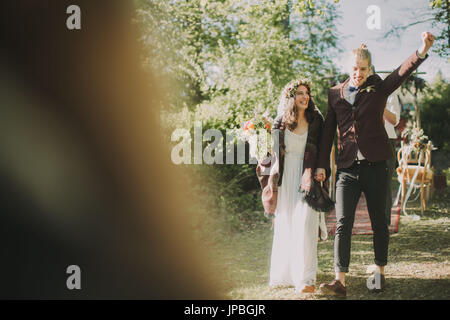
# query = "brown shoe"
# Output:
<box><xmin>300</xmin><ymin>285</ymin><xmax>315</xmax><ymax>293</ymax></box>
<box><xmin>319</xmin><ymin>280</ymin><xmax>347</xmax><ymax>297</ymax></box>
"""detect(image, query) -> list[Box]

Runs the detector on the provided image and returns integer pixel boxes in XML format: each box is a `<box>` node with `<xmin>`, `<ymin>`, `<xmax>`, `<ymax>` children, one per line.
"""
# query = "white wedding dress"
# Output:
<box><xmin>269</xmin><ymin>128</ymin><xmax>327</xmax><ymax>291</ymax></box>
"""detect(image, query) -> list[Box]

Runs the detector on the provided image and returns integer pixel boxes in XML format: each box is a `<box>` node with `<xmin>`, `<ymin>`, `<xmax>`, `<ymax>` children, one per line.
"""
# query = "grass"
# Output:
<box><xmin>202</xmin><ymin>181</ymin><xmax>450</xmax><ymax>300</ymax></box>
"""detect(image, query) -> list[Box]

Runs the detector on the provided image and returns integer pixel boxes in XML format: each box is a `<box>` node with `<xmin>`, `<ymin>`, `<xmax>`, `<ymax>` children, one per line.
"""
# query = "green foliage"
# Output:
<box><xmin>419</xmin><ymin>72</ymin><xmax>450</xmax><ymax>174</ymax></box>
<box><xmin>134</xmin><ymin>0</ymin><xmax>239</xmax><ymax>110</ymax></box>
<box><xmin>135</xmin><ymin>0</ymin><xmax>340</xmax><ymax>123</ymax></box>
<box><xmin>429</xmin><ymin>0</ymin><xmax>450</xmax><ymax>58</ymax></box>
<box><xmin>195</xmin><ymin>0</ymin><xmax>340</xmax><ymax>130</ymax></box>
<box><xmin>420</xmin><ymin>72</ymin><xmax>450</xmax><ymax>154</ymax></box>
<box><xmin>134</xmin><ymin>0</ymin><xmax>341</xmax><ymax>232</ymax></box>
<box><xmin>180</xmin><ymin>163</ymin><xmax>269</xmax><ymax>233</ymax></box>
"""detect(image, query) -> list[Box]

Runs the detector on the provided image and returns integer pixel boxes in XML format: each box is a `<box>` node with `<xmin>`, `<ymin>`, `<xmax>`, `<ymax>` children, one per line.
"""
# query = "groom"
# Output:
<box><xmin>315</xmin><ymin>32</ymin><xmax>435</xmax><ymax>297</ymax></box>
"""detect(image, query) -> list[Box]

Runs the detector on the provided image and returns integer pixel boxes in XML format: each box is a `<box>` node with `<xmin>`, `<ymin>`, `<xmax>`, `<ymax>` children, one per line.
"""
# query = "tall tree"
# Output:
<box><xmin>400</xmin><ymin>73</ymin><xmax>428</xmax><ymax>129</ymax></box>
<box><xmin>420</xmin><ymin>71</ymin><xmax>450</xmax><ymax>153</ymax></box>
<box><xmin>194</xmin><ymin>0</ymin><xmax>340</xmax><ymax>130</ymax></box>
<box><xmin>134</xmin><ymin>0</ymin><xmax>239</xmax><ymax>111</ymax></box>
<box><xmin>134</xmin><ymin>0</ymin><xmax>341</xmax><ymax>130</ymax></box>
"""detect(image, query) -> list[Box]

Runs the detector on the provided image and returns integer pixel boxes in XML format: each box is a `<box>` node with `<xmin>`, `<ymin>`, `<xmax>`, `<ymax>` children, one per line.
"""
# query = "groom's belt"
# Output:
<box><xmin>352</xmin><ymin>159</ymin><xmax>386</xmax><ymax>167</ymax></box>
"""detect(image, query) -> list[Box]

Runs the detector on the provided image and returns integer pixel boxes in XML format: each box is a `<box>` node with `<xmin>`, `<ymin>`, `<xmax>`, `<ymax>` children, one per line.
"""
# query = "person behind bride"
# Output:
<box><xmin>256</xmin><ymin>79</ymin><xmax>333</xmax><ymax>294</ymax></box>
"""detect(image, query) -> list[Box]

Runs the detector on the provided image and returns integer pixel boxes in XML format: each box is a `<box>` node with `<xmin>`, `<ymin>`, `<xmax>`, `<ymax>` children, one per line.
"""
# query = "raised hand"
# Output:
<box><xmin>418</xmin><ymin>32</ymin><xmax>435</xmax><ymax>57</ymax></box>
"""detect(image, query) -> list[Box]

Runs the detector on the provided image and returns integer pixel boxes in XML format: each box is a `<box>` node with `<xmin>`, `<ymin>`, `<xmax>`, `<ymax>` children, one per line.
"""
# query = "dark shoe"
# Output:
<box><xmin>367</xmin><ymin>273</ymin><xmax>386</xmax><ymax>292</ymax></box>
<box><xmin>319</xmin><ymin>280</ymin><xmax>346</xmax><ymax>297</ymax></box>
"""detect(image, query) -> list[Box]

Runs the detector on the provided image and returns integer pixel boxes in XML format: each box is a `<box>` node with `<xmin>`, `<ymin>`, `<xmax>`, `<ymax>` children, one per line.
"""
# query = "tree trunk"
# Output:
<box><xmin>413</xmin><ymin>85</ymin><xmax>421</xmax><ymax>129</ymax></box>
<box><xmin>414</xmin><ymin>97</ymin><xmax>421</xmax><ymax>129</ymax></box>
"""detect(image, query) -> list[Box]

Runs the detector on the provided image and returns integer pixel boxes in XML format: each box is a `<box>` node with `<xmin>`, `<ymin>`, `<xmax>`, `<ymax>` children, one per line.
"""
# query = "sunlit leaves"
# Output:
<box><xmin>135</xmin><ymin>0</ymin><xmax>340</xmax><ymax>130</ymax></box>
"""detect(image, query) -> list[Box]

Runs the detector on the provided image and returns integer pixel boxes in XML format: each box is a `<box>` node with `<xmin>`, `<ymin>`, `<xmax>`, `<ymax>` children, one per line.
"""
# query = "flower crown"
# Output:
<box><xmin>285</xmin><ymin>78</ymin><xmax>312</xmax><ymax>98</ymax></box>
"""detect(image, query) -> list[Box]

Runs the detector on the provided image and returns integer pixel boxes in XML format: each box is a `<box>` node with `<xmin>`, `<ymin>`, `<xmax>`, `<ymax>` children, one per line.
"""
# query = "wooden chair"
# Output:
<box><xmin>396</xmin><ymin>141</ymin><xmax>434</xmax><ymax>214</ymax></box>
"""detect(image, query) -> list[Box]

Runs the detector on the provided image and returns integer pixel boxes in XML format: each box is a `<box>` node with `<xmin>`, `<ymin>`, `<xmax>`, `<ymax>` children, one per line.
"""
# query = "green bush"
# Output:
<box><xmin>136</xmin><ymin>0</ymin><xmax>341</xmax><ymax>232</ymax></box>
<box><xmin>420</xmin><ymin>73</ymin><xmax>450</xmax><ymax>172</ymax></box>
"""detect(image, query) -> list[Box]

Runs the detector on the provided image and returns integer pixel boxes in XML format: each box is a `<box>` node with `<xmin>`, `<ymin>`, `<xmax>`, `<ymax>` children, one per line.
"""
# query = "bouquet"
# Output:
<box><xmin>401</xmin><ymin>125</ymin><xmax>430</xmax><ymax>151</ymax></box>
<box><xmin>239</xmin><ymin>114</ymin><xmax>273</xmax><ymax>162</ymax></box>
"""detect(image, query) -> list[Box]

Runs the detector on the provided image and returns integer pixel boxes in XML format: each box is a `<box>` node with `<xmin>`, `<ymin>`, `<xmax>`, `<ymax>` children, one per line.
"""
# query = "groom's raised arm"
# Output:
<box><xmin>381</xmin><ymin>32</ymin><xmax>435</xmax><ymax>97</ymax></box>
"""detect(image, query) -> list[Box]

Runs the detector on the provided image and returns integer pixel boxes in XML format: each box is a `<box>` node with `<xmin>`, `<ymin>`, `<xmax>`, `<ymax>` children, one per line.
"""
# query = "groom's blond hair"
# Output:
<box><xmin>351</xmin><ymin>43</ymin><xmax>372</xmax><ymax>66</ymax></box>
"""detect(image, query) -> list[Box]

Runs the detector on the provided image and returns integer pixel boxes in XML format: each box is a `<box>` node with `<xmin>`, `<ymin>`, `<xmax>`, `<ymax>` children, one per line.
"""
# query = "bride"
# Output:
<box><xmin>257</xmin><ymin>79</ymin><xmax>330</xmax><ymax>294</ymax></box>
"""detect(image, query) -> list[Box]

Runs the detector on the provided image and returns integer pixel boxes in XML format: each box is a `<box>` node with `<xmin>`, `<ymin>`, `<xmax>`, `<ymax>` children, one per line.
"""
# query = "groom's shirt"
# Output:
<box><xmin>344</xmin><ymin>85</ymin><xmax>358</xmax><ymax>105</ymax></box>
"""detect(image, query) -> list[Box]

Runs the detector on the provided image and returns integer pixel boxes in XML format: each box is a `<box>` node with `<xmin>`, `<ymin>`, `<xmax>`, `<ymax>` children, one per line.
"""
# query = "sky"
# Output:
<box><xmin>333</xmin><ymin>0</ymin><xmax>449</xmax><ymax>82</ymax></box>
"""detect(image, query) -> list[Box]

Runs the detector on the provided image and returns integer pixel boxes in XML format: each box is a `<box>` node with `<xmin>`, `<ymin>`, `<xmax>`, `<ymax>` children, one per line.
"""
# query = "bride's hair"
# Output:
<box><xmin>277</xmin><ymin>79</ymin><xmax>315</xmax><ymax>131</ymax></box>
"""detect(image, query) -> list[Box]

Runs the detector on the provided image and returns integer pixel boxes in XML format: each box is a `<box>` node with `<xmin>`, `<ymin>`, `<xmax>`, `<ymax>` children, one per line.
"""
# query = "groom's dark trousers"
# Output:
<box><xmin>334</xmin><ymin>159</ymin><xmax>389</xmax><ymax>272</ymax></box>
<box><xmin>318</xmin><ymin>51</ymin><xmax>428</xmax><ymax>273</ymax></box>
